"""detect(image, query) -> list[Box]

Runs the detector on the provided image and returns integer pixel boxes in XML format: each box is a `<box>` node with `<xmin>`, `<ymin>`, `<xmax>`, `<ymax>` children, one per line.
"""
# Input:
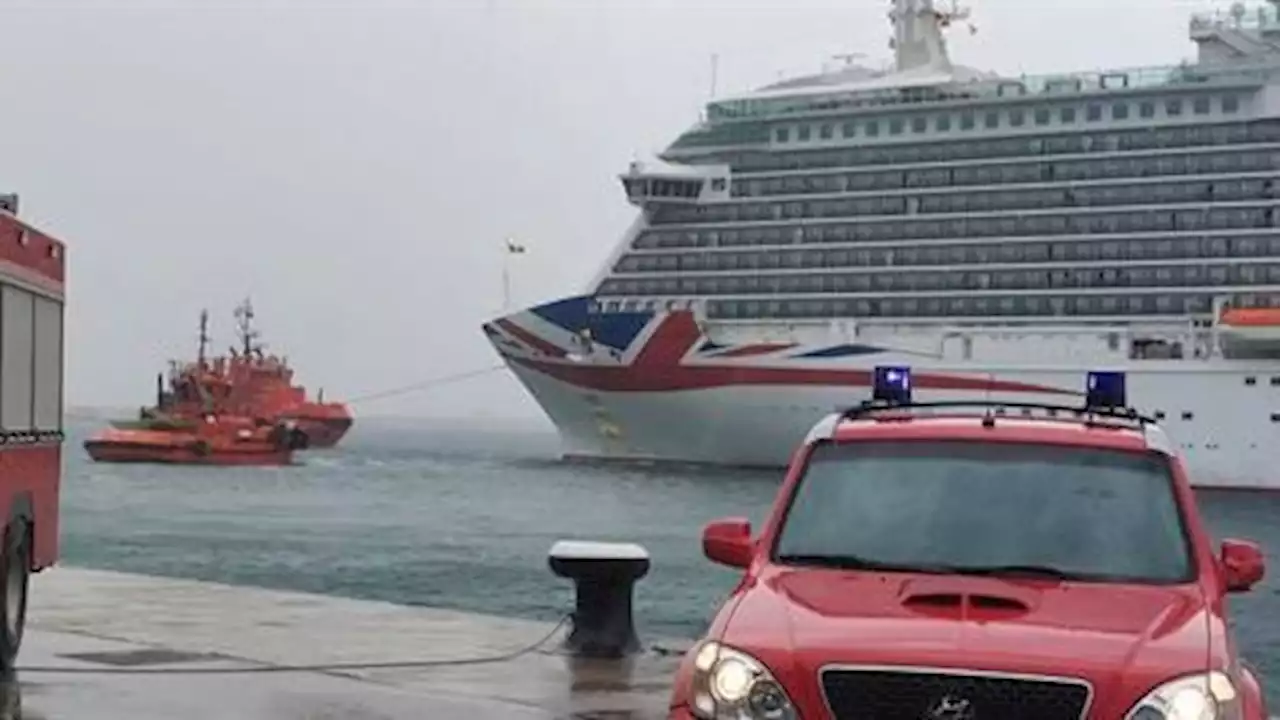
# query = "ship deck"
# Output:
<box><xmin>11</xmin><ymin>568</ymin><xmax>686</xmax><ymax>719</ymax></box>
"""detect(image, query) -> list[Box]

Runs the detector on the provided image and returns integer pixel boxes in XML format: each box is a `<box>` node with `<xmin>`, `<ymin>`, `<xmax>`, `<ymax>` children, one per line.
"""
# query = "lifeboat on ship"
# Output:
<box><xmin>84</xmin><ymin>415</ymin><xmax>309</xmax><ymax>466</ymax></box>
<box><xmin>1217</xmin><ymin>307</ymin><xmax>1280</xmax><ymax>356</ymax></box>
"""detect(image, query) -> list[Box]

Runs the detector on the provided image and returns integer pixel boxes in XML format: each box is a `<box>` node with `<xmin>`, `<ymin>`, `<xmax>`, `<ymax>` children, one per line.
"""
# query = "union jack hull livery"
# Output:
<box><xmin>484</xmin><ymin>296</ymin><xmax>1278</xmax><ymax>490</ymax></box>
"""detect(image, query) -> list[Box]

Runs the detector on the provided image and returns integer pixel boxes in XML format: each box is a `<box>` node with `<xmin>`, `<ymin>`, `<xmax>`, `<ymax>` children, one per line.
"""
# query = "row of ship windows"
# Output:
<box><xmin>712</xmin><ymin>121</ymin><xmax>1280</xmax><ymax>174</ymax></box>
<box><xmin>618</xmin><ymin>235</ymin><xmax>1280</xmax><ymax>273</ymax></box>
<box><xmin>677</xmin><ymin>91</ymin><xmax>1239</xmax><ymax>151</ymax></box>
<box><xmin>773</xmin><ymin>94</ymin><xmax>1239</xmax><ymax>145</ymax></box>
<box><xmin>637</xmin><ymin>208</ymin><xmax>1276</xmax><ymax>248</ymax></box>
<box><xmin>697</xmin><ymin>292</ymin><xmax>1252</xmax><ymax>320</ymax></box>
<box><xmin>727</xmin><ymin>149</ymin><xmax>1275</xmax><ymax>198</ymax></box>
<box><xmin>598</xmin><ymin>264</ymin><xmax>1280</xmax><ymax>296</ymax></box>
<box><xmin>650</xmin><ymin>178</ymin><xmax>1277</xmax><ymax>226</ymax></box>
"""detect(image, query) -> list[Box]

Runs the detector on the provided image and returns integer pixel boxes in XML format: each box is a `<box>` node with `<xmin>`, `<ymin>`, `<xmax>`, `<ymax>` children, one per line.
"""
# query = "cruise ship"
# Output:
<box><xmin>483</xmin><ymin>0</ymin><xmax>1280</xmax><ymax>490</ymax></box>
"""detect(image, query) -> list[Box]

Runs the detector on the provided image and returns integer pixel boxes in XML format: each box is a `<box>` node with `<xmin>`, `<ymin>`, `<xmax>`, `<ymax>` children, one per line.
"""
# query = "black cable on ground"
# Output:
<box><xmin>18</xmin><ymin>615</ymin><xmax>569</xmax><ymax>675</ymax></box>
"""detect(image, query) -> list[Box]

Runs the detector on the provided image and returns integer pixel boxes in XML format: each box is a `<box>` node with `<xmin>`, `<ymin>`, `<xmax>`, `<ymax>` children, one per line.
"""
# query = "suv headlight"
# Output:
<box><xmin>689</xmin><ymin>641</ymin><xmax>797</xmax><ymax>720</ymax></box>
<box><xmin>1125</xmin><ymin>671</ymin><xmax>1242</xmax><ymax>720</ymax></box>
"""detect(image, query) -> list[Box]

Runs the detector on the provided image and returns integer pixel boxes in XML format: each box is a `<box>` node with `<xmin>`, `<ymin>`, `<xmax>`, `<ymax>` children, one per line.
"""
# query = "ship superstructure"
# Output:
<box><xmin>484</xmin><ymin>0</ymin><xmax>1280</xmax><ymax>489</ymax></box>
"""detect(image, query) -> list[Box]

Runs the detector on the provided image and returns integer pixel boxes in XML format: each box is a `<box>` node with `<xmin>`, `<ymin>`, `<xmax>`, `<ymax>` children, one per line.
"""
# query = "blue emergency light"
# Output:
<box><xmin>872</xmin><ymin>366</ymin><xmax>913</xmax><ymax>404</ymax></box>
<box><xmin>1085</xmin><ymin>371</ymin><xmax>1127</xmax><ymax>409</ymax></box>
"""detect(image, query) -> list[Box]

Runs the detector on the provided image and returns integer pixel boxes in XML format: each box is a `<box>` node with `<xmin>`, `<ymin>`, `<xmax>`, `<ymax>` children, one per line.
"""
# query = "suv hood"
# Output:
<box><xmin>724</xmin><ymin>568</ymin><xmax>1210</xmax><ymax>687</ymax></box>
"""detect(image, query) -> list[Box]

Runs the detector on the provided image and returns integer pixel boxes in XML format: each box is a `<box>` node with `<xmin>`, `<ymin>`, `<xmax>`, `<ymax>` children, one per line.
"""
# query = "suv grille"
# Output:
<box><xmin>820</xmin><ymin>668</ymin><xmax>1090</xmax><ymax>720</ymax></box>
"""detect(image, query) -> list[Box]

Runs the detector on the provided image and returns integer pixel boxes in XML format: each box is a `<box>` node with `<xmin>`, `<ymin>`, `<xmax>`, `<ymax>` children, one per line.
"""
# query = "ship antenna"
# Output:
<box><xmin>709</xmin><ymin>53</ymin><xmax>719</xmax><ymax>100</ymax></box>
<box><xmin>197</xmin><ymin>309</ymin><xmax>211</xmax><ymax>367</ymax></box>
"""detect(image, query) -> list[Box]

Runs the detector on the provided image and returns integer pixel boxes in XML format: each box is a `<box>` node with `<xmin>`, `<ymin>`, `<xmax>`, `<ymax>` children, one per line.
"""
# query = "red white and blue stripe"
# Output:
<box><xmin>482</xmin><ymin>296</ymin><xmax>1081</xmax><ymax>397</ymax></box>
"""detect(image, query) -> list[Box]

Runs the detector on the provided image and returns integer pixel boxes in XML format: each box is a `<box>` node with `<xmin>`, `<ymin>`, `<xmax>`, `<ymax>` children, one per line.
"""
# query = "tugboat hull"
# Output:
<box><xmin>288</xmin><ymin>415</ymin><xmax>353</xmax><ymax>449</ymax></box>
<box><xmin>83</xmin><ymin>425</ymin><xmax>298</xmax><ymax>467</ymax></box>
<box><xmin>84</xmin><ymin>440</ymin><xmax>293</xmax><ymax>466</ymax></box>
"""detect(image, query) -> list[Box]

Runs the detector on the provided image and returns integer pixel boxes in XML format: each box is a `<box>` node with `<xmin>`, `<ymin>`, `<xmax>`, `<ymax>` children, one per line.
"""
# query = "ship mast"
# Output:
<box><xmin>233</xmin><ymin>298</ymin><xmax>263</xmax><ymax>358</ymax></box>
<box><xmin>197</xmin><ymin>309</ymin><xmax>211</xmax><ymax>367</ymax></box>
<box><xmin>889</xmin><ymin>0</ymin><xmax>969</xmax><ymax>73</ymax></box>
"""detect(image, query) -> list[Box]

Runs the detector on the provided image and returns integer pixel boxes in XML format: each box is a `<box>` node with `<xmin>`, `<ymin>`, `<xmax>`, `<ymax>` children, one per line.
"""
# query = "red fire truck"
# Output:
<box><xmin>0</xmin><ymin>194</ymin><xmax>65</xmax><ymax>673</ymax></box>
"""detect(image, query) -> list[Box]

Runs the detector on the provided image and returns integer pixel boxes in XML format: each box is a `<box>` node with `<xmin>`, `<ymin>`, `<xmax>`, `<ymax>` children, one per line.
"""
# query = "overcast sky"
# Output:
<box><xmin>0</xmin><ymin>0</ymin><xmax>1211</xmax><ymax>420</ymax></box>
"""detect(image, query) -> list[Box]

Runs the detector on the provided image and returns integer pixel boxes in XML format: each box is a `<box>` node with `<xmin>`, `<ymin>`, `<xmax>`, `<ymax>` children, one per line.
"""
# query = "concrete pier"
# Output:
<box><xmin>13</xmin><ymin>567</ymin><xmax>687</xmax><ymax>719</ymax></box>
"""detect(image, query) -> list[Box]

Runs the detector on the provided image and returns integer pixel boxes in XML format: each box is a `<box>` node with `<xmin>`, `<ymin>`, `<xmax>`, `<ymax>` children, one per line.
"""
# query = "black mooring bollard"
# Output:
<box><xmin>548</xmin><ymin>540</ymin><xmax>650</xmax><ymax>659</ymax></box>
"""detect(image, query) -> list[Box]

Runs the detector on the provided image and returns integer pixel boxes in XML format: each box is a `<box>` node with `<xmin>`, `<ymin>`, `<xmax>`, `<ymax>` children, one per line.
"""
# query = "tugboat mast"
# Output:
<box><xmin>197</xmin><ymin>309</ymin><xmax>211</xmax><ymax>367</ymax></box>
<box><xmin>233</xmin><ymin>298</ymin><xmax>263</xmax><ymax>358</ymax></box>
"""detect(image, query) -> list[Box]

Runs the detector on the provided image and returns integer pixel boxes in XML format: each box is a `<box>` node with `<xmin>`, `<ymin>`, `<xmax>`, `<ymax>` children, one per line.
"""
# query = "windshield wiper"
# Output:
<box><xmin>777</xmin><ymin>557</ymin><xmax>1090</xmax><ymax>581</ymax></box>
<box><xmin>775</xmin><ymin>554</ymin><xmax>963</xmax><ymax>575</ymax></box>
<box><xmin>945</xmin><ymin>564</ymin><xmax>1084</xmax><ymax>581</ymax></box>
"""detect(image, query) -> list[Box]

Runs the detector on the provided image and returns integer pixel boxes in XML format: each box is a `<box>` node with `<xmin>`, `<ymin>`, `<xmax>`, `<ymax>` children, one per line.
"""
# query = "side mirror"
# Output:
<box><xmin>1221</xmin><ymin>539</ymin><xmax>1266</xmax><ymax>593</ymax></box>
<box><xmin>703</xmin><ymin>517</ymin><xmax>753</xmax><ymax>569</ymax></box>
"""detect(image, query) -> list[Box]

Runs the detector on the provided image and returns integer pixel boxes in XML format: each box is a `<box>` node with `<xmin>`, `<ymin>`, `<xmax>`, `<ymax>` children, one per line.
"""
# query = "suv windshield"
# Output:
<box><xmin>773</xmin><ymin>440</ymin><xmax>1193</xmax><ymax>583</ymax></box>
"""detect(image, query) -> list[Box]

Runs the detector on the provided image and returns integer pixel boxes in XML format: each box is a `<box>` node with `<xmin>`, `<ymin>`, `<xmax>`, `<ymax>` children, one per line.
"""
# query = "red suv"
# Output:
<box><xmin>668</xmin><ymin>368</ymin><xmax>1268</xmax><ymax>720</ymax></box>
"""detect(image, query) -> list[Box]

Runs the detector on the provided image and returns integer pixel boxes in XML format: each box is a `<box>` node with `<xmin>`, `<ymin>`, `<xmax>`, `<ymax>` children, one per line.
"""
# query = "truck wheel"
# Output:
<box><xmin>0</xmin><ymin>522</ymin><xmax>29</xmax><ymax>673</ymax></box>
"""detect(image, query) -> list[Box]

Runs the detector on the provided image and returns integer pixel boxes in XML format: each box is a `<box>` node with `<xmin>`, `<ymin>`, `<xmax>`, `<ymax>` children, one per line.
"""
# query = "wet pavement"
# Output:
<box><xmin>9</xmin><ymin>568</ymin><xmax>686</xmax><ymax>719</ymax></box>
<box><xmin>9</xmin><ymin>568</ymin><xmax>1280</xmax><ymax>719</ymax></box>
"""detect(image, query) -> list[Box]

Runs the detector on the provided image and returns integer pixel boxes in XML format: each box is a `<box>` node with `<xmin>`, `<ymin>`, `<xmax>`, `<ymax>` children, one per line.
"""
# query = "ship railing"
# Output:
<box><xmin>704</xmin><ymin>60</ymin><xmax>1274</xmax><ymax>123</ymax></box>
<box><xmin>1191</xmin><ymin>5</ymin><xmax>1280</xmax><ymax>34</ymax></box>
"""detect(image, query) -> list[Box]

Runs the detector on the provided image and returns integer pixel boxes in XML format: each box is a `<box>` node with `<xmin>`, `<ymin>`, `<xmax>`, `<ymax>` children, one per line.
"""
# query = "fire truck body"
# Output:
<box><xmin>0</xmin><ymin>193</ymin><xmax>66</xmax><ymax>670</ymax></box>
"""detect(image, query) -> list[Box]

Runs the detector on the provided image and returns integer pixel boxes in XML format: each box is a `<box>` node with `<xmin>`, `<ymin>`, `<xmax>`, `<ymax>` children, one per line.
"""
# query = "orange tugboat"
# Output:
<box><xmin>85</xmin><ymin>305</ymin><xmax>314</xmax><ymax>465</ymax></box>
<box><xmin>84</xmin><ymin>415</ymin><xmax>306</xmax><ymax>466</ymax></box>
<box><xmin>113</xmin><ymin>300</ymin><xmax>354</xmax><ymax>449</ymax></box>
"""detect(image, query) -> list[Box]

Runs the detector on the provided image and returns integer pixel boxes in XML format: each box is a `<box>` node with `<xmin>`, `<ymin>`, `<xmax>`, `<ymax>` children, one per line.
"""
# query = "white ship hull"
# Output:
<box><xmin>485</xmin><ymin>296</ymin><xmax>1280</xmax><ymax>490</ymax></box>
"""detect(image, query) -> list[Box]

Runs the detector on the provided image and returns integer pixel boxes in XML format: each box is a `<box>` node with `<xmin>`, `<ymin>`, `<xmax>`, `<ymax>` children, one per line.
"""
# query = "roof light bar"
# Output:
<box><xmin>872</xmin><ymin>366</ymin><xmax>912</xmax><ymax>404</ymax></box>
<box><xmin>1085</xmin><ymin>371</ymin><xmax>1127</xmax><ymax>410</ymax></box>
